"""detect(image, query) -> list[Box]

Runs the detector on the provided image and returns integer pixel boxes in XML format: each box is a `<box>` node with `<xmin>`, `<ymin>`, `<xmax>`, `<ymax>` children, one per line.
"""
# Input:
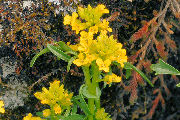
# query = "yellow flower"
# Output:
<box><xmin>89</xmin><ymin>25</ymin><xmax>99</xmax><ymax>34</ymax></box>
<box><xmin>64</xmin><ymin>4</ymin><xmax>127</xmax><ymax>70</ymax></box>
<box><xmin>78</xmin><ymin>31</ymin><xmax>93</xmax><ymax>52</ymax></box>
<box><xmin>63</xmin><ymin>14</ymin><xmax>72</xmax><ymax>25</ymax></box>
<box><xmin>34</xmin><ymin>80</ymin><xmax>73</xmax><ymax>107</ymax></box>
<box><xmin>23</xmin><ymin>113</ymin><xmax>43</xmax><ymax>120</ymax></box>
<box><xmin>95</xmin><ymin>4</ymin><xmax>109</xmax><ymax>14</ymax></box>
<box><xmin>53</xmin><ymin>104</ymin><xmax>62</xmax><ymax>114</ymax></box>
<box><xmin>0</xmin><ymin>100</ymin><xmax>5</xmax><ymax>113</ymax></box>
<box><xmin>104</xmin><ymin>74</ymin><xmax>121</xmax><ymax>84</ymax></box>
<box><xmin>43</xmin><ymin>109</ymin><xmax>51</xmax><ymax>117</ymax></box>
<box><xmin>73</xmin><ymin>31</ymin><xmax>127</xmax><ymax>72</ymax></box>
<box><xmin>73</xmin><ymin>53</ymin><xmax>94</xmax><ymax>66</ymax></box>
<box><xmin>73</xmin><ymin>53</ymin><xmax>86</xmax><ymax>66</ymax></box>
<box><xmin>64</xmin><ymin>4</ymin><xmax>110</xmax><ymax>34</ymax></box>
<box><xmin>67</xmin><ymin>42</ymin><xmax>79</xmax><ymax>51</ymax></box>
<box><xmin>98</xmin><ymin>19</ymin><xmax>112</xmax><ymax>32</ymax></box>
<box><xmin>96</xmin><ymin>59</ymin><xmax>111</xmax><ymax>72</ymax></box>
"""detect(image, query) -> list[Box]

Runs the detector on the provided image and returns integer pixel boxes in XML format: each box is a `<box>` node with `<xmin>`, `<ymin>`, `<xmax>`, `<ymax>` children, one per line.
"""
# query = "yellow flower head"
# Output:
<box><xmin>95</xmin><ymin>4</ymin><xmax>109</xmax><ymax>14</ymax></box>
<box><xmin>73</xmin><ymin>31</ymin><xmax>127</xmax><ymax>72</ymax></box>
<box><xmin>98</xmin><ymin>19</ymin><xmax>112</xmax><ymax>32</ymax></box>
<box><xmin>34</xmin><ymin>80</ymin><xmax>73</xmax><ymax>107</ymax></box>
<box><xmin>43</xmin><ymin>109</ymin><xmax>51</xmax><ymax>117</ymax></box>
<box><xmin>53</xmin><ymin>104</ymin><xmax>62</xmax><ymax>114</ymax></box>
<box><xmin>64</xmin><ymin>4</ymin><xmax>111</xmax><ymax>34</ymax></box>
<box><xmin>96</xmin><ymin>59</ymin><xmax>111</xmax><ymax>72</ymax></box>
<box><xmin>23</xmin><ymin>113</ymin><xmax>43</xmax><ymax>120</ymax></box>
<box><xmin>0</xmin><ymin>100</ymin><xmax>5</xmax><ymax>113</ymax></box>
<box><xmin>104</xmin><ymin>73</ymin><xmax>121</xmax><ymax>84</ymax></box>
<box><xmin>89</xmin><ymin>25</ymin><xmax>99</xmax><ymax>34</ymax></box>
<box><xmin>63</xmin><ymin>14</ymin><xmax>72</xmax><ymax>25</ymax></box>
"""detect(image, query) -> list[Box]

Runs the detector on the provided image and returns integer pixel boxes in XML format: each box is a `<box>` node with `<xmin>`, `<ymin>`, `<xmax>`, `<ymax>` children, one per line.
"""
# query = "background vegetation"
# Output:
<box><xmin>0</xmin><ymin>0</ymin><xmax>179</xmax><ymax>119</ymax></box>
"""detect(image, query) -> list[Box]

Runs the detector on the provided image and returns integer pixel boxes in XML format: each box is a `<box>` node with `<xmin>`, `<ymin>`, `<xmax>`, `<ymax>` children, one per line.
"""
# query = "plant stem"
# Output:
<box><xmin>82</xmin><ymin>66</ymin><xmax>91</xmax><ymax>87</ymax></box>
<box><xmin>82</xmin><ymin>62</ymin><xmax>101</xmax><ymax>120</ymax></box>
<box><xmin>88</xmin><ymin>98</ymin><xmax>94</xmax><ymax>120</ymax></box>
<box><xmin>91</xmin><ymin>61</ymin><xmax>101</xmax><ymax>109</ymax></box>
<box><xmin>82</xmin><ymin>66</ymin><xmax>94</xmax><ymax>120</ymax></box>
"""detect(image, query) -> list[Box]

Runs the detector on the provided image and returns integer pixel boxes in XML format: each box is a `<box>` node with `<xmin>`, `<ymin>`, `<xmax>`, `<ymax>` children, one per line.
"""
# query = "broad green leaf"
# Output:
<box><xmin>151</xmin><ymin>59</ymin><xmax>180</xmax><ymax>75</ymax></box>
<box><xmin>124</xmin><ymin>62</ymin><xmax>154</xmax><ymax>87</ymax></box>
<box><xmin>72</xmin><ymin>95</ymin><xmax>91</xmax><ymax>116</ymax></box>
<box><xmin>64</xmin><ymin>114</ymin><xmax>85</xmax><ymax>120</ymax></box>
<box><xmin>176</xmin><ymin>83</ymin><xmax>180</xmax><ymax>87</ymax></box>
<box><xmin>30</xmin><ymin>48</ymin><xmax>50</xmax><ymax>67</ymax></box>
<box><xmin>47</xmin><ymin>44</ymin><xmax>71</xmax><ymax>62</ymax></box>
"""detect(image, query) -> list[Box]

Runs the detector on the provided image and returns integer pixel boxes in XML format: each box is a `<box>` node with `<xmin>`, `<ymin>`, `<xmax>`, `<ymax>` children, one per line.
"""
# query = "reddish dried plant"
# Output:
<box><xmin>121</xmin><ymin>0</ymin><xmax>179</xmax><ymax>119</ymax></box>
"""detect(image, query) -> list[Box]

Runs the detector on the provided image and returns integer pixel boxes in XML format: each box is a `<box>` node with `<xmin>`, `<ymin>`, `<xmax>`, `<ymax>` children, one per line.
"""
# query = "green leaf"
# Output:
<box><xmin>47</xmin><ymin>44</ymin><xmax>71</xmax><ymax>62</ymax></box>
<box><xmin>176</xmin><ymin>83</ymin><xmax>180</xmax><ymax>87</ymax></box>
<box><xmin>124</xmin><ymin>62</ymin><xmax>154</xmax><ymax>87</ymax></box>
<box><xmin>123</xmin><ymin>62</ymin><xmax>132</xmax><ymax>69</ymax></box>
<box><xmin>96</xmin><ymin>87</ymin><xmax>101</xmax><ymax>99</ymax></box>
<box><xmin>57</xmin><ymin>41</ymin><xmax>73</xmax><ymax>52</ymax></box>
<box><xmin>72</xmin><ymin>95</ymin><xmax>91</xmax><ymax>116</ymax></box>
<box><xmin>64</xmin><ymin>114</ymin><xmax>85</xmax><ymax>120</ymax></box>
<box><xmin>30</xmin><ymin>48</ymin><xmax>50</xmax><ymax>67</ymax></box>
<box><xmin>36</xmin><ymin>112</ymin><xmax>43</xmax><ymax>118</ymax></box>
<box><xmin>151</xmin><ymin>59</ymin><xmax>180</xmax><ymax>75</ymax></box>
<box><xmin>64</xmin><ymin>107</ymin><xmax>71</xmax><ymax>117</ymax></box>
<box><xmin>80</xmin><ymin>84</ymin><xmax>100</xmax><ymax>99</ymax></box>
<box><xmin>71</xmin><ymin>104</ymin><xmax>77</xmax><ymax>115</ymax></box>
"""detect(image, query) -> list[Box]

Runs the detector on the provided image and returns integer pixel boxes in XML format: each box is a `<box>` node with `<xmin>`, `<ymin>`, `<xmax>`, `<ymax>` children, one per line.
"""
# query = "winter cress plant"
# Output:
<box><xmin>28</xmin><ymin>4</ymin><xmax>153</xmax><ymax>120</ymax></box>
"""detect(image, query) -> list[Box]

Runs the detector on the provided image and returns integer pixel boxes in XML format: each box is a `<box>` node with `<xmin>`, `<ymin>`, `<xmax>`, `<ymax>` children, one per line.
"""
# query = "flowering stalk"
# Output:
<box><xmin>64</xmin><ymin>4</ymin><xmax>127</xmax><ymax>120</ymax></box>
<box><xmin>29</xmin><ymin>4</ymin><xmax>128</xmax><ymax>120</ymax></box>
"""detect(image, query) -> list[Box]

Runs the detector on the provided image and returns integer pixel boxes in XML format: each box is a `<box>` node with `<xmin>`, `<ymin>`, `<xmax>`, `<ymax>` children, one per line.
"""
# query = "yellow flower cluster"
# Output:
<box><xmin>23</xmin><ymin>113</ymin><xmax>43</xmax><ymax>120</ymax></box>
<box><xmin>23</xmin><ymin>80</ymin><xmax>71</xmax><ymax>119</ymax></box>
<box><xmin>64</xmin><ymin>4</ymin><xmax>127</xmax><ymax>73</ymax></box>
<box><xmin>0</xmin><ymin>100</ymin><xmax>5</xmax><ymax>113</ymax></box>
<box><xmin>34</xmin><ymin>80</ymin><xmax>73</xmax><ymax>116</ymax></box>
<box><xmin>73</xmin><ymin>31</ymin><xmax>127</xmax><ymax>72</ymax></box>
<box><xmin>42</xmin><ymin>109</ymin><xmax>51</xmax><ymax>117</ymax></box>
<box><xmin>95</xmin><ymin>108</ymin><xmax>111</xmax><ymax>120</ymax></box>
<box><xmin>34</xmin><ymin>80</ymin><xmax>73</xmax><ymax>107</ymax></box>
<box><xmin>64</xmin><ymin>4</ymin><xmax>112</xmax><ymax>34</ymax></box>
<box><xmin>103</xmin><ymin>73</ymin><xmax>121</xmax><ymax>84</ymax></box>
<box><xmin>42</xmin><ymin>104</ymin><xmax>61</xmax><ymax>117</ymax></box>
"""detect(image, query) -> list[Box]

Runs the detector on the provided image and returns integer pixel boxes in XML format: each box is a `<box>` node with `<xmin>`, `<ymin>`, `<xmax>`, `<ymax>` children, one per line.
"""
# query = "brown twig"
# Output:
<box><xmin>28</xmin><ymin>68</ymin><xmax>63</xmax><ymax>92</ymax></box>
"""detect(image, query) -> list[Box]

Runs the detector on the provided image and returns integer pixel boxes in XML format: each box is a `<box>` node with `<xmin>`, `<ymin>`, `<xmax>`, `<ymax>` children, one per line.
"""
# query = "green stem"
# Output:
<box><xmin>91</xmin><ymin>61</ymin><xmax>101</xmax><ymax>109</ymax></box>
<box><xmin>82</xmin><ymin>66</ymin><xmax>94</xmax><ymax>120</ymax></box>
<box><xmin>88</xmin><ymin>98</ymin><xmax>94</xmax><ymax>120</ymax></box>
<box><xmin>82</xmin><ymin>66</ymin><xmax>91</xmax><ymax>87</ymax></box>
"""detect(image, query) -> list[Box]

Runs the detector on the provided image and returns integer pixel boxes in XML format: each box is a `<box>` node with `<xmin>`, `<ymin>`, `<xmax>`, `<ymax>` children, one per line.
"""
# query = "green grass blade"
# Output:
<box><xmin>124</xmin><ymin>62</ymin><xmax>154</xmax><ymax>87</ymax></box>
